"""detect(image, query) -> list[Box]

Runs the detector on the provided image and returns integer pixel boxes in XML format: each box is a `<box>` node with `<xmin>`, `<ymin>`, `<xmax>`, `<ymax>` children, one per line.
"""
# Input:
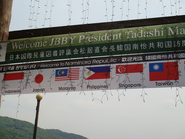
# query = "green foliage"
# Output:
<box><xmin>0</xmin><ymin>116</ymin><xmax>87</xmax><ymax>139</ymax></box>
<box><xmin>46</xmin><ymin>129</ymin><xmax>87</xmax><ymax>139</ymax></box>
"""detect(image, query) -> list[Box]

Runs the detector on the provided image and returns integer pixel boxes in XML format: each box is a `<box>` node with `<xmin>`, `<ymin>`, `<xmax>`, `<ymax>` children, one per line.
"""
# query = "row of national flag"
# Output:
<box><xmin>3</xmin><ymin>61</ymin><xmax>179</xmax><ymax>82</ymax></box>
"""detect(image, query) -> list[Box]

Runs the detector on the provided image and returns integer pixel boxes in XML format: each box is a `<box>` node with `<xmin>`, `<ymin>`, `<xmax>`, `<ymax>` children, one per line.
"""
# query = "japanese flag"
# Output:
<box><xmin>26</xmin><ymin>69</ymin><xmax>54</xmax><ymax>88</ymax></box>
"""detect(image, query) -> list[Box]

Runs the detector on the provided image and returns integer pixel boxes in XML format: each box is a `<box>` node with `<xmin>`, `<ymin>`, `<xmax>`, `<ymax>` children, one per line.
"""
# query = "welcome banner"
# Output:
<box><xmin>0</xmin><ymin>22</ymin><xmax>185</xmax><ymax>64</ymax></box>
<box><xmin>0</xmin><ymin>59</ymin><xmax>184</xmax><ymax>95</ymax></box>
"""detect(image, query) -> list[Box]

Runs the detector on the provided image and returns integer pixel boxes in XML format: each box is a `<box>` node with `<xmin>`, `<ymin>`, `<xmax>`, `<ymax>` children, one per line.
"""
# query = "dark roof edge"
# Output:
<box><xmin>9</xmin><ymin>15</ymin><xmax>185</xmax><ymax>40</ymax></box>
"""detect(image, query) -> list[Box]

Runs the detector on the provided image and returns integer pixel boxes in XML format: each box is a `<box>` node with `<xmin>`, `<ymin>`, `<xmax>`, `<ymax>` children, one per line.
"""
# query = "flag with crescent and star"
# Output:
<box><xmin>116</xmin><ymin>64</ymin><xmax>143</xmax><ymax>74</ymax></box>
<box><xmin>55</xmin><ymin>68</ymin><xmax>79</xmax><ymax>81</ymax></box>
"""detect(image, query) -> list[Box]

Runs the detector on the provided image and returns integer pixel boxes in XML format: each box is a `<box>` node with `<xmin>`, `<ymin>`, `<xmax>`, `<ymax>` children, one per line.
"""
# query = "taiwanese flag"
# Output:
<box><xmin>85</xmin><ymin>66</ymin><xmax>110</xmax><ymax>80</ymax></box>
<box><xmin>149</xmin><ymin>62</ymin><xmax>179</xmax><ymax>81</ymax></box>
<box><xmin>116</xmin><ymin>64</ymin><xmax>143</xmax><ymax>74</ymax></box>
<box><xmin>3</xmin><ymin>72</ymin><xmax>24</xmax><ymax>81</ymax></box>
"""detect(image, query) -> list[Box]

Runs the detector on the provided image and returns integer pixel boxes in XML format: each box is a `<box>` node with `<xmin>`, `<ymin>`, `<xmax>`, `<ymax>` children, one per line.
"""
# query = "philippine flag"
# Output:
<box><xmin>149</xmin><ymin>62</ymin><xmax>179</xmax><ymax>81</ymax></box>
<box><xmin>85</xmin><ymin>66</ymin><xmax>110</xmax><ymax>80</ymax></box>
<box><xmin>116</xmin><ymin>64</ymin><xmax>143</xmax><ymax>74</ymax></box>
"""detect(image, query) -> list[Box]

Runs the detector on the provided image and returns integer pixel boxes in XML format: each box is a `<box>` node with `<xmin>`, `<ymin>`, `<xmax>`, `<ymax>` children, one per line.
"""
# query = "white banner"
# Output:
<box><xmin>0</xmin><ymin>59</ymin><xmax>184</xmax><ymax>95</ymax></box>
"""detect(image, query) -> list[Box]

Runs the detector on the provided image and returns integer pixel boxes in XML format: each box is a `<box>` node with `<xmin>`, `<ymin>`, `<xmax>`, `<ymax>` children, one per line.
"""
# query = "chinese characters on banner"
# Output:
<box><xmin>0</xmin><ymin>22</ymin><xmax>185</xmax><ymax>95</ymax></box>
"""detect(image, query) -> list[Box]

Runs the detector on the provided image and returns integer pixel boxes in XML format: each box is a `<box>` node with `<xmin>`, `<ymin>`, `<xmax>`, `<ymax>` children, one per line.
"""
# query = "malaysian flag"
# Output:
<box><xmin>55</xmin><ymin>68</ymin><xmax>79</xmax><ymax>81</ymax></box>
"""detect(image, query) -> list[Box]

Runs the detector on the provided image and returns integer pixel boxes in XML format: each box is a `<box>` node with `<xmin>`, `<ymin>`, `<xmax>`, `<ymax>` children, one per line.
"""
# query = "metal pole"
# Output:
<box><xmin>33</xmin><ymin>94</ymin><xmax>43</xmax><ymax>139</ymax></box>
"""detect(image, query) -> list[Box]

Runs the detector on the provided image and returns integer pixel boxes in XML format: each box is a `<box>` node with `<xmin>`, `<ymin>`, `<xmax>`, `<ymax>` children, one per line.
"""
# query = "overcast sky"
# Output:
<box><xmin>1</xmin><ymin>1</ymin><xmax>185</xmax><ymax>139</ymax></box>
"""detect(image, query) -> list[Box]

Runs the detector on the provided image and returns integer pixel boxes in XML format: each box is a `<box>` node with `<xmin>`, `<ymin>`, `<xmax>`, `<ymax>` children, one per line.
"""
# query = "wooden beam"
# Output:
<box><xmin>9</xmin><ymin>15</ymin><xmax>185</xmax><ymax>40</ymax></box>
<box><xmin>0</xmin><ymin>0</ymin><xmax>13</xmax><ymax>108</ymax></box>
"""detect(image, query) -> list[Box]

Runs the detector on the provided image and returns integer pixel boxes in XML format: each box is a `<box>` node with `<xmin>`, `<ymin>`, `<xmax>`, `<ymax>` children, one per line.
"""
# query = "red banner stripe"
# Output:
<box><xmin>3</xmin><ymin>72</ymin><xmax>24</xmax><ymax>81</ymax></box>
